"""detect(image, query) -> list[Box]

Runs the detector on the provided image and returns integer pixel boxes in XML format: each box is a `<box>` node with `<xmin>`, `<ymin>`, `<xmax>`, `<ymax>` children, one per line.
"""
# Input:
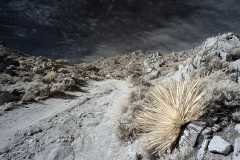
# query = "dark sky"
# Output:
<box><xmin>0</xmin><ymin>0</ymin><xmax>240</xmax><ymax>63</ymax></box>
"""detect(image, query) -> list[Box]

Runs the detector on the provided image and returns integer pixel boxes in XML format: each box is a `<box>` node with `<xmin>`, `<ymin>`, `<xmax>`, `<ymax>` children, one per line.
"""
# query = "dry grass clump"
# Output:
<box><xmin>22</xmin><ymin>83</ymin><xmax>50</xmax><ymax>101</ymax></box>
<box><xmin>136</xmin><ymin>79</ymin><xmax>206</xmax><ymax>155</ymax></box>
<box><xmin>115</xmin><ymin>88</ymin><xmax>147</xmax><ymax>141</ymax></box>
<box><xmin>55</xmin><ymin>59</ymin><xmax>69</xmax><ymax>65</ymax></box>
<box><xmin>50</xmin><ymin>82</ymin><xmax>67</xmax><ymax>93</ymax></box>
<box><xmin>58</xmin><ymin>68</ymin><xmax>69</xmax><ymax>74</ymax></box>
<box><xmin>32</xmin><ymin>66</ymin><xmax>43</xmax><ymax>74</ymax></box>
<box><xmin>126</xmin><ymin>74</ymin><xmax>151</xmax><ymax>87</ymax></box>
<box><xmin>45</xmin><ymin>71</ymin><xmax>57</xmax><ymax>81</ymax></box>
<box><xmin>163</xmin><ymin>54</ymin><xmax>172</xmax><ymax>61</ymax></box>
<box><xmin>0</xmin><ymin>73</ymin><xmax>18</xmax><ymax>84</ymax></box>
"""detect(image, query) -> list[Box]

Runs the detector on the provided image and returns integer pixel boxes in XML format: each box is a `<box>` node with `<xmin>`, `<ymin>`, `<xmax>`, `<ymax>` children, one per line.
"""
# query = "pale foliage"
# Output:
<box><xmin>45</xmin><ymin>71</ymin><xmax>57</xmax><ymax>81</ymax></box>
<box><xmin>137</xmin><ymin>79</ymin><xmax>206</xmax><ymax>154</ymax></box>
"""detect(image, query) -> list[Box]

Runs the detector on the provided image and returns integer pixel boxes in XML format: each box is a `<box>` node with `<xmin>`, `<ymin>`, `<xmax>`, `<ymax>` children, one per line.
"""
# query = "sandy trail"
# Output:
<box><xmin>0</xmin><ymin>79</ymin><xmax>147</xmax><ymax>160</ymax></box>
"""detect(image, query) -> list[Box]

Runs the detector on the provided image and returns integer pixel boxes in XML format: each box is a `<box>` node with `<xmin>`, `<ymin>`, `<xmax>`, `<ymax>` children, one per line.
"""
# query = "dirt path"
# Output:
<box><xmin>0</xmin><ymin>79</ymin><xmax>148</xmax><ymax>160</ymax></box>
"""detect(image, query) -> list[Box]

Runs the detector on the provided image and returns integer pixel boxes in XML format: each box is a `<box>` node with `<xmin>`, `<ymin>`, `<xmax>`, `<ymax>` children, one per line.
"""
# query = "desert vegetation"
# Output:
<box><xmin>136</xmin><ymin>79</ymin><xmax>206</xmax><ymax>155</ymax></box>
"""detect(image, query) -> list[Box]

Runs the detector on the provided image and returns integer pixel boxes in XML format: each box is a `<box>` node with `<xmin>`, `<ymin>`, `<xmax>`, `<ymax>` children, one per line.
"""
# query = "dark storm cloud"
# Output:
<box><xmin>0</xmin><ymin>0</ymin><xmax>240</xmax><ymax>63</ymax></box>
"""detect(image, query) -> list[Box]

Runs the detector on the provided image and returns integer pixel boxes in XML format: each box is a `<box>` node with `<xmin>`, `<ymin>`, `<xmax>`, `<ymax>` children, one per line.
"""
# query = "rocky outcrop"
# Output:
<box><xmin>173</xmin><ymin>33</ymin><xmax>240</xmax><ymax>81</ymax></box>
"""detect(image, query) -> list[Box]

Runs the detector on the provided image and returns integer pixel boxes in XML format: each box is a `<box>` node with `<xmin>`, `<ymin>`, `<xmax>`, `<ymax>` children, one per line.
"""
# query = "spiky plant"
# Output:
<box><xmin>136</xmin><ymin>79</ymin><xmax>206</xmax><ymax>155</ymax></box>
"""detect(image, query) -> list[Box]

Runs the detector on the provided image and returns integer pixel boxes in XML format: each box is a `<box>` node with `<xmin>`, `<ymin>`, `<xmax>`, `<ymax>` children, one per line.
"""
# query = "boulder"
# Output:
<box><xmin>233</xmin><ymin>137</ymin><xmax>240</xmax><ymax>160</ymax></box>
<box><xmin>235</xmin><ymin>124</ymin><xmax>240</xmax><ymax>133</ymax></box>
<box><xmin>178</xmin><ymin>121</ymin><xmax>206</xmax><ymax>148</ymax></box>
<box><xmin>230</xmin><ymin>59</ymin><xmax>240</xmax><ymax>70</ymax></box>
<box><xmin>0</xmin><ymin>92</ymin><xmax>21</xmax><ymax>105</ymax></box>
<box><xmin>197</xmin><ymin>139</ymin><xmax>210</xmax><ymax>160</ymax></box>
<box><xmin>208</xmin><ymin>136</ymin><xmax>232</xmax><ymax>155</ymax></box>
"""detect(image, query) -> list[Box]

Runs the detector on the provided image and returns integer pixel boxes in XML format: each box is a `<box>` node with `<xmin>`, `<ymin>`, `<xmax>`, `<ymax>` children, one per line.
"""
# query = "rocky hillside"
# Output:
<box><xmin>0</xmin><ymin>33</ymin><xmax>240</xmax><ymax>160</ymax></box>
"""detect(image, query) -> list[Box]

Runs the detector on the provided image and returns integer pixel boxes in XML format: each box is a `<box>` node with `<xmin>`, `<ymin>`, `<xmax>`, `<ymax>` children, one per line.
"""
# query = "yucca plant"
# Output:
<box><xmin>136</xmin><ymin>79</ymin><xmax>206</xmax><ymax>155</ymax></box>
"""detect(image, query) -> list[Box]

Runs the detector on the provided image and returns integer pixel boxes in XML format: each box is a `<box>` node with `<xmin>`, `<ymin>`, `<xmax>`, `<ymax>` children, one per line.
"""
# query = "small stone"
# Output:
<box><xmin>105</xmin><ymin>74</ymin><xmax>111</xmax><ymax>78</ymax></box>
<box><xmin>58</xmin><ymin>68</ymin><xmax>69</xmax><ymax>74</ymax></box>
<box><xmin>156</xmin><ymin>52</ymin><xmax>162</xmax><ymax>57</ymax></box>
<box><xmin>32</xmin><ymin>66</ymin><xmax>42</xmax><ymax>74</ymax></box>
<box><xmin>69</xmin><ymin>136</ymin><xmax>74</xmax><ymax>142</ymax></box>
<box><xmin>143</xmin><ymin>59</ymin><xmax>150</xmax><ymax>68</ymax></box>
<box><xmin>42</xmin><ymin>62</ymin><xmax>48</xmax><ymax>69</ymax></box>
<box><xmin>154</xmin><ymin>62</ymin><xmax>160</xmax><ymax>69</ymax></box>
<box><xmin>49</xmin><ymin>139</ymin><xmax>55</xmax><ymax>143</ymax></box>
<box><xmin>233</xmin><ymin>137</ymin><xmax>240</xmax><ymax>160</ymax></box>
<box><xmin>208</xmin><ymin>136</ymin><xmax>232</xmax><ymax>155</ymax></box>
<box><xmin>235</xmin><ymin>124</ymin><xmax>240</xmax><ymax>133</ymax></box>
<box><xmin>135</xmin><ymin>152</ymin><xmax>143</xmax><ymax>160</ymax></box>
<box><xmin>221</xmin><ymin>119</ymin><xmax>229</xmax><ymax>127</ymax></box>
<box><xmin>204</xmin><ymin>135</ymin><xmax>212</xmax><ymax>139</ymax></box>
<box><xmin>212</xmin><ymin>124</ymin><xmax>221</xmax><ymax>132</ymax></box>
<box><xmin>148</xmin><ymin>70</ymin><xmax>159</xmax><ymax>80</ymax></box>
<box><xmin>202</xmin><ymin>127</ymin><xmax>213</xmax><ymax>135</ymax></box>
<box><xmin>29</xmin><ymin>139</ymin><xmax>34</xmax><ymax>143</ymax></box>
<box><xmin>213</xmin><ymin>117</ymin><xmax>219</xmax><ymax>122</ymax></box>
<box><xmin>233</xmin><ymin>112</ymin><xmax>240</xmax><ymax>122</ymax></box>
<box><xmin>146</xmin><ymin>68</ymin><xmax>153</xmax><ymax>73</ymax></box>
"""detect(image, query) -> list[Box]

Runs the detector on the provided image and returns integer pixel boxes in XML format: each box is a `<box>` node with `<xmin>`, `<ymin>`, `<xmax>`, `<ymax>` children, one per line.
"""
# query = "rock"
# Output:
<box><xmin>193</xmin><ymin>54</ymin><xmax>202</xmax><ymax>68</ymax></box>
<box><xmin>178</xmin><ymin>121</ymin><xmax>206</xmax><ymax>148</ymax></box>
<box><xmin>154</xmin><ymin>62</ymin><xmax>162</xmax><ymax>69</ymax></box>
<box><xmin>235</xmin><ymin>124</ymin><xmax>240</xmax><ymax>133</ymax></box>
<box><xmin>204</xmin><ymin>135</ymin><xmax>212</xmax><ymax>139</ymax></box>
<box><xmin>58</xmin><ymin>68</ymin><xmax>69</xmax><ymax>74</ymax></box>
<box><xmin>135</xmin><ymin>153</ymin><xmax>143</xmax><ymax>160</ymax></box>
<box><xmin>148</xmin><ymin>70</ymin><xmax>159</xmax><ymax>80</ymax></box>
<box><xmin>55</xmin><ymin>59</ymin><xmax>69</xmax><ymax>65</ymax></box>
<box><xmin>230</xmin><ymin>59</ymin><xmax>240</xmax><ymax>70</ymax></box>
<box><xmin>0</xmin><ymin>55</ymin><xmax>20</xmax><ymax>72</ymax></box>
<box><xmin>233</xmin><ymin>137</ymin><xmax>240</xmax><ymax>160</ymax></box>
<box><xmin>213</xmin><ymin>117</ymin><xmax>219</xmax><ymax>122</ymax></box>
<box><xmin>146</xmin><ymin>68</ymin><xmax>153</xmax><ymax>73</ymax></box>
<box><xmin>201</xmin><ymin>127</ymin><xmax>213</xmax><ymax>136</ymax></box>
<box><xmin>233</xmin><ymin>112</ymin><xmax>240</xmax><ymax>122</ymax></box>
<box><xmin>172</xmin><ymin>59</ymin><xmax>196</xmax><ymax>80</ymax></box>
<box><xmin>212</xmin><ymin>124</ymin><xmax>221</xmax><ymax>132</ymax></box>
<box><xmin>208</xmin><ymin>136</ymin><xmax>232</xmax><ymax>155</ymax></box>
<box><xmin>0</xmin><ymin>92</ymin><xmax>20</xmax><ymax>105</ymax></box>
<box><xmin>79</xmin><ymin>63</ymin><xmax>94</xmax><ymax>71</ymax></box>
<box><xmin>32</xmin><ymin>66</ymin><xmax>43</xmax><ymax>74</ymax></box>
<box><xmin>197</xmin><ymin>139</ymin><xmax>210</xmax><ymax>160</ymax></box>
<box><xmin>143</xmin><ymin>59</ymin><xmax>150</xmax><ymax>68</ymax></box>
<box><xmin>220</xmin><ymin>118</ymin><xmax>229</xmax><ymax>127</ymax></box>
<box><xmin>11</xmin><ymin>89</ymin><xmax>22</xmax><ymax>96</ymax></box>
<box><xmin>42</xmin><ymin>62</ymin><xmax>48</xmax><ymax>69</ymax></box>
<box><xmin>156</xmin><ymin>52</ymin><xmax>162</xmax><ymax>57</ymax></box>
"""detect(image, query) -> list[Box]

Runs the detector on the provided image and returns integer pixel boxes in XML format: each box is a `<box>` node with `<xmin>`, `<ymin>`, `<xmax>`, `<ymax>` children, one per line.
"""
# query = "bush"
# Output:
<box><xmin>136</xmin><ymin>79</ymin><xmax>206</xmax><ymax>155</ymax></box>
